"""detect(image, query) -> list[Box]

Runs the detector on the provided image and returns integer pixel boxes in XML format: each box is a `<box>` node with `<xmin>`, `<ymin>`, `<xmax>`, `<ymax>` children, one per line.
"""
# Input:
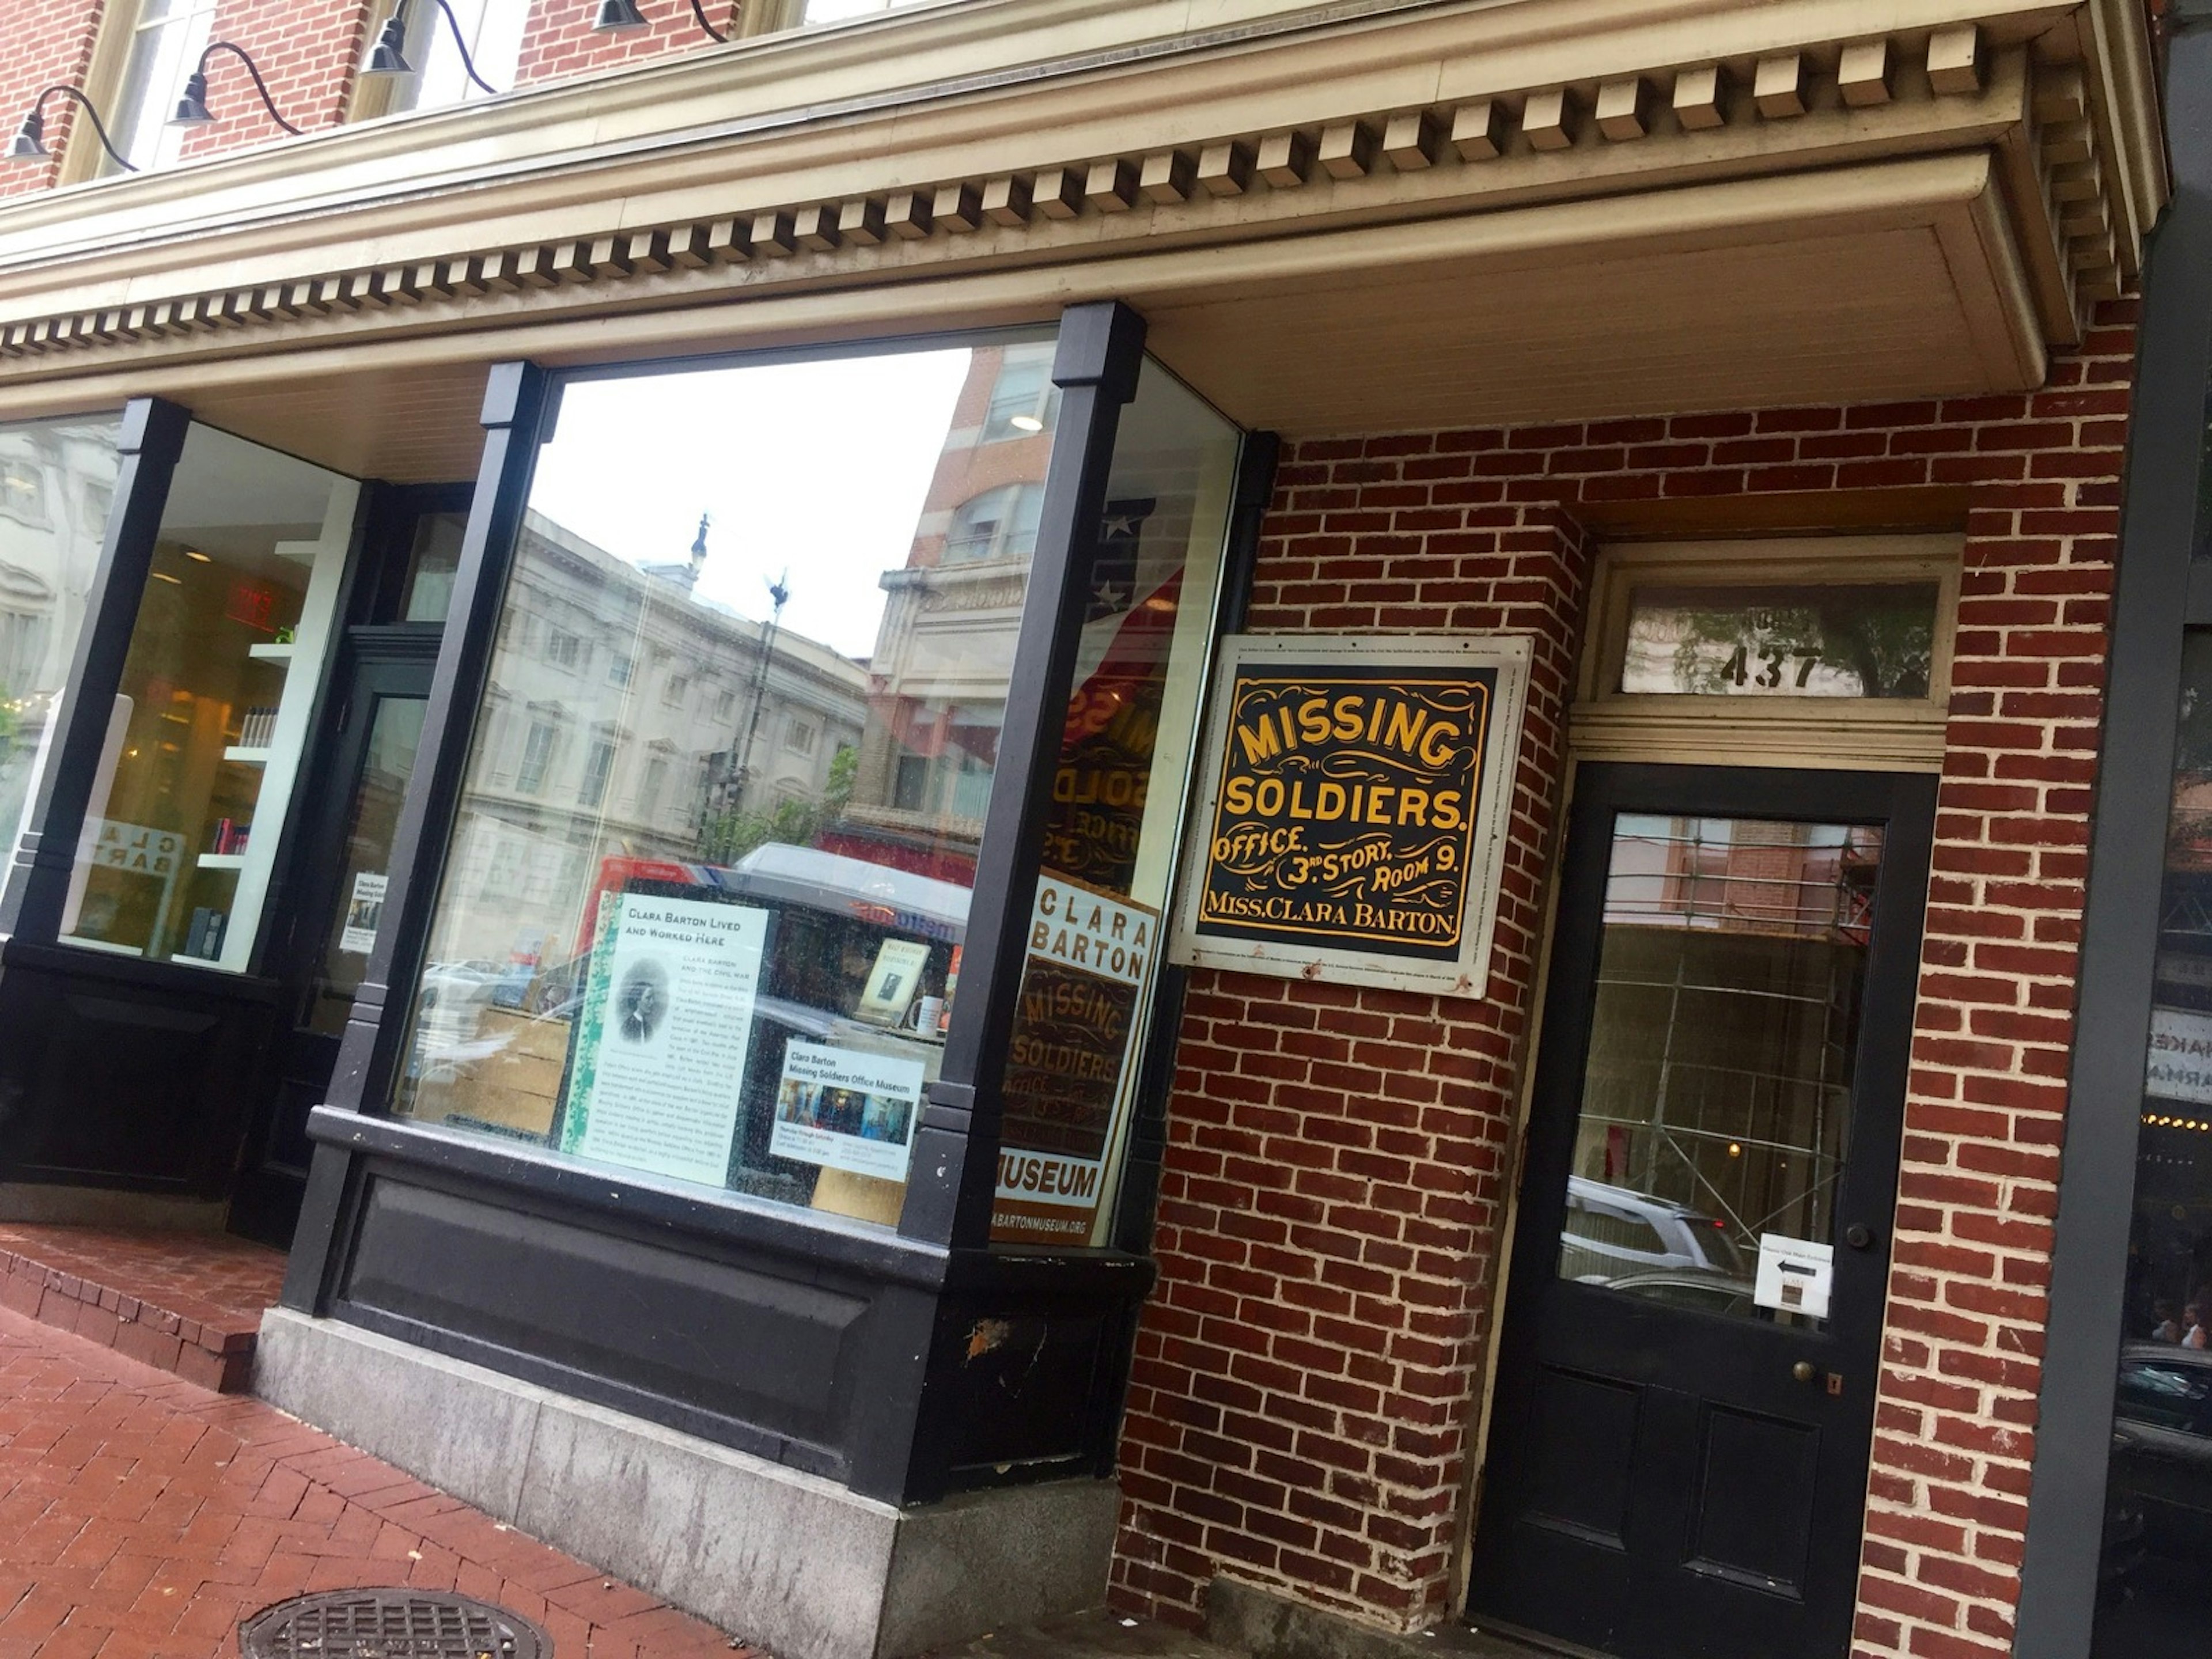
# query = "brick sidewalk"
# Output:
<box><xmin>0</xmin><ymin>1304</ymin><xmax>751</xmax><ymax>1657</ymax></box>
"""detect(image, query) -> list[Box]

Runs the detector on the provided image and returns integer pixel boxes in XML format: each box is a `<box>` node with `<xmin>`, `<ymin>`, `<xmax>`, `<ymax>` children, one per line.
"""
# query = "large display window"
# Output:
<box><xmin>58</xmin><ymin>424</ymin><xmax>355</xmax><ymax>971</ymax></box>
<box><xmin>0</xmin><ymin>415</ymin><xmax>122</xmax><ymax>880</ymax></box>
<box><xmin>388</xmin><ymin>335</ymin><xmax>1240</xmax><ymax>1238</ymax></box>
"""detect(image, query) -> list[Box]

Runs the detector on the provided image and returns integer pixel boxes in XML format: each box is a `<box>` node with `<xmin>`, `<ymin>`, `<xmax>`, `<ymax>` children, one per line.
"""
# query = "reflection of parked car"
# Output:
<box><xmin>2110</xmin><ymin>1342</ymin><xmax>2212</xmax><ymax>1558</ymax></box>
<box><xmin>1560</xmin><ymin>1177</ymin><xmax>1745</xmax><ymax>1283</ymax></box>
<box><xmin>1601</xmin><ymin>1267</ymin><xmax>1760</xmax><ymax>1319</ymax></box>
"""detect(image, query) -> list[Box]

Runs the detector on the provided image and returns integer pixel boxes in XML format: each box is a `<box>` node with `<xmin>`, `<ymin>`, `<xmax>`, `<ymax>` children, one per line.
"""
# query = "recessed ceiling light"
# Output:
<box><xmin>151</xmin><ymin>571</ymin><xmax>181</xmax><ymax>585</ymax></box>
<box><xmin>184</xmin><ymin>548</ymin><xmax>211</xmax><ymax>562</ymax></box>
<box><xmin>1010</xmin><ymin>414</ymin><xmax>1044</xmax><ymax>432</ymax></box>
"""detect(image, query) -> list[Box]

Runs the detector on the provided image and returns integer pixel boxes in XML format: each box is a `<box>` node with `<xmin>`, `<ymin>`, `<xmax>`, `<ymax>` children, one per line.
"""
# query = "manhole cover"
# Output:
<box><xmin>238</xmin><ymin>1589</ymin><xmax>551</xmax><ymax>1658</ymax></box>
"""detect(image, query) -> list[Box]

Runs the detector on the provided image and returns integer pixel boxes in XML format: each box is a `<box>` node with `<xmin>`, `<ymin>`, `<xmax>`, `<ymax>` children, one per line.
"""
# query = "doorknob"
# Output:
<box><xmin>1845</xmin><ymin>1224</ymin><xmax>1874</xmax><ymax>1250</ymax></box>
<box><xmin>1791</xmin><ymin>1361</ymin><xmax>1817</xmax><ymax>1384</ymax></box>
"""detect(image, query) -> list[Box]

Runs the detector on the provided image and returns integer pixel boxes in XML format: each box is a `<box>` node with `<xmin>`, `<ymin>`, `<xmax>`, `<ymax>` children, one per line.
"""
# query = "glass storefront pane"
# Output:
<box><xmin>2099</xmin><ymin>633</ymin><xmax>2212</xmax><ymax>1646</ymax></box>
<box><xmin>59</xmin><ymin>425</ymin><xmax>355</xmax><ymax>971</ymax></box>
<box><xmin>395</xmin><ymin>336</ymin><xmax>1062</xmax><ymax>1226</ymax></box>
<box><xmin>991</xmin><ymin>359</ymin><xmax>1241</xmax><ymax>1246</ymax></box>
<box><xmin>1552</xmin><ymin>815</ymin><xmax>1884</xmax><ymax>1327</ymax></box>
<box><xmin>0</xmin><ymin>415</ymin><xmax>122</xmax><ymax>885</ymax></box>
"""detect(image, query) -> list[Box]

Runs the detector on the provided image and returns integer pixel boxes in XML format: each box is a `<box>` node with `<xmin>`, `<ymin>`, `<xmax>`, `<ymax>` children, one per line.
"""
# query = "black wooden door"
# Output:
<box><xmin>1467</xmin><ymin>763</ymin><xmax>1934</xmax><ymax>1659</ymax></box>
<box><xmin>229</xmin><ymin>641</ymin><xmax>435</xmax><ymax>1245</ymax></box>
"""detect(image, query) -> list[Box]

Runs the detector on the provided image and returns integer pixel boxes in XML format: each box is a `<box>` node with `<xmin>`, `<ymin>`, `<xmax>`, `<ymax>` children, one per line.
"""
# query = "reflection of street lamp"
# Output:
<box><xmin>732</xmin><ymin>569</ymin><xmax>791</xmax><ymax>814</ymax></box>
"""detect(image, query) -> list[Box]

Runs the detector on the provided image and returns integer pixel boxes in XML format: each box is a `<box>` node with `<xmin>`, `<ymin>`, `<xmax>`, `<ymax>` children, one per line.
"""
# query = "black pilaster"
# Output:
<box><xmin>2015</xmin><ymin>13</ymin><xmax>2212</xmax><ymax>1651</ymax></box>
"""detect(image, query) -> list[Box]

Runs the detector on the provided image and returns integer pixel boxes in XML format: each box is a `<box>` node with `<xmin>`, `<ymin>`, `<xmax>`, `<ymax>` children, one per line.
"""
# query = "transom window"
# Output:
<box><xmin>945</xmin><ymin>485</ymin><xmax>1043</xmax><ymax>565</ymax></box>
<box><xmin>1573</xmin><ymin>537</ymin><xmax>1961</xmax><ymax>773</ymax></box>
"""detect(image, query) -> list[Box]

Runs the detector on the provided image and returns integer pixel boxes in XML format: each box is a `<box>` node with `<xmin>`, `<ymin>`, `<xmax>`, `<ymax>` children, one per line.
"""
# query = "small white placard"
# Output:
<box><xmin>339</xmin><ymin>872</ymin><xmax>387</xmax><ymax>956</ymax></box>
<box><xmin>2147</xmin><ymin>1006</ymin><xmax>2212</xmax><ymax>1105</ymax></box>
<box><xmin>1754</xmin><ymin>1233</ymin><xmax>1835</xmax><ymax>1319</ymax></box>
<box><xmin>770</xmin><ymin>1041</ymin><xmax>925</xmax><ymax>1182</ymax></box>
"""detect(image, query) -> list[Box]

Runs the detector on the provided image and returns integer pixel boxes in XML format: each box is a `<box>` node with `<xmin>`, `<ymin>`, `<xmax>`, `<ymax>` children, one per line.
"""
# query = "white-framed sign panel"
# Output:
<box><xmin>1170</xmin><ymin>633</ymin><xmax>1531</xmax><ymax>998</ymax></box>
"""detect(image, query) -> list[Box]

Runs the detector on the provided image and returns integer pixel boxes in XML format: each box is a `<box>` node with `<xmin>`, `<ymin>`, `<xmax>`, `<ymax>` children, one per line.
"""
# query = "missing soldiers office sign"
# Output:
<box><xmin>1172</xmin><ymin>635</ymin><xmax>1530</xmax><ymax>998</ymax></box>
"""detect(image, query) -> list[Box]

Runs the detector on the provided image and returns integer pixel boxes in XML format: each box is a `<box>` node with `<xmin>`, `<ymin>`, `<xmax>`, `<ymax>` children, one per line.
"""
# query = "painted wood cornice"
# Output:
<box><xmin>0</xmin><ymin>0</ymin><xmax>2161</xmax><ymax>384</ymax></box>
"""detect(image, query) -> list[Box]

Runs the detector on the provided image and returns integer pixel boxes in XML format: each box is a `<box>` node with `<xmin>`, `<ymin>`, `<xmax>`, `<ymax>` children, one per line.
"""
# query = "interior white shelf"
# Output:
<box><xmin>246</xmin><ymin>643</ymin><xmax>298</xmax><ymax>662</ymax></box>
<box><xmin>196</xmin><ymin>853</ymin><xmax>248</xmax><ymax>871</ymax></box>
<box><xmin>222</xmin><ymin>746</ymin><xmax>274</xmax><ymax>764</ymax></box>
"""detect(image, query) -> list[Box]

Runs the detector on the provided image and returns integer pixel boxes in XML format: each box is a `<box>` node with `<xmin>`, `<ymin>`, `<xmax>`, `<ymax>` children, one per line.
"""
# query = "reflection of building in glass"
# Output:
<box><xmin>435</xmin><ymin>510</ymin><xmax>868</xmax><ymax>966</ymax></box>
<box><xmin>0</xmin><ymin>421</ymin><xmax>120</xmax><ymax>854</ymax></box>
<box><xmin>836</xmin><ymin>343</ymin><xmax>1056</xmax><ymax>880</ymax></box>
<box><xmin>1578</xmin><ymin>817</ymin><xmax>1883</xmax><ymax>1268</ymax></box>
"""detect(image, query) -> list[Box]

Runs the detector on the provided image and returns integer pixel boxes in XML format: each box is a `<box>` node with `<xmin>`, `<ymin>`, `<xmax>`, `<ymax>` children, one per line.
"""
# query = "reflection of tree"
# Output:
<box><xmin>1665</xmin><ymin>590</ymin><xmax>1933</xmax><ymax>698</ymax></box>
<box><xmin>696</xmin><ymin>741</ymin><xmax>856</xmax><ymax>865</ymax></box>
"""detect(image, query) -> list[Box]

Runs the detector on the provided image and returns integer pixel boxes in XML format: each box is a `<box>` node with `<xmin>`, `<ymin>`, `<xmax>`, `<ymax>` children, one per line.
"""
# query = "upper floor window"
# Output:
<box><xmin>945</xmin><ymin>484</ymin><xmax>1043</xmax><ymax>565</ymax></box>
<box><xmin>983</xmin><ymin>357</ymin><xmax>1056</xmax><ymax>442</ymax></box>
<box><xmin>358</xmin><ymin>0</ymin><xmax>525</xmax><ymax>120</ymax></box>
<box><xmin>99</xmin><ymin>0</ymin><xmax>218</xmax><ymax>176</ymax></box>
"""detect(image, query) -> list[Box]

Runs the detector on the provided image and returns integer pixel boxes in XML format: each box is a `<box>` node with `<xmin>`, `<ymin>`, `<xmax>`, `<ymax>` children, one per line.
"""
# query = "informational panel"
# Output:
<box><xmin>993</xmin><ymin>873</ymin><xmax>1161</xmax><ymax>1243</ymax></box>
<box><xmin>561</xmin><ymin>892</ymin><xmax>768</xmax><ymax>1186</ymax></box>
<box><xmin>1172</xmin><ymin>635</ymin><xmax>1530</xmax><ymax>997</ymax></box>
<box><xmin>339</xmin><ymin>872</ymin><xmax>387</xmax><ymax>956</ymax></box>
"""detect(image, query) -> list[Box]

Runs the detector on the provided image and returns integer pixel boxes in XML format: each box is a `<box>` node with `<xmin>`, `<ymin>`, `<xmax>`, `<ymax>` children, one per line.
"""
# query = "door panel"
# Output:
<box><xmin>1468</xmin><ymin>764</ymin><xmax>1933</xmax><ymax>1659</ymax></box>
<box><xmin>229</xmin><ymin>647</ymin><xmax>434</xmax><ymax>1246</ymax></box>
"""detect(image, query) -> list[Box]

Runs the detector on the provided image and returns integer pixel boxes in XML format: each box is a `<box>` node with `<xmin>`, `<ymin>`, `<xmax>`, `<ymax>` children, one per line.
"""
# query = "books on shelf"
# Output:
<box><xmin>236</xmin><ymin>706</ymin><xmax>280</xmax><ymax>750</ymax></box>
<box><xmin>210</xmin><ymin>819</ymin><xmax>252</xmax><ymax>857</ymax></box>
<box><xmin>184</xmin><ymin>908</ymin><xmax>227</xmax><ymax>960</ymax></box>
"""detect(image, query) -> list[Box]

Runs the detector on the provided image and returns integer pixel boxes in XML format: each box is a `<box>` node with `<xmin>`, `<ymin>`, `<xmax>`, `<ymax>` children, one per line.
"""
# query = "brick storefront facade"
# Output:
<box><xmin>514</xmin><ymin>0</ymin><xmax>739</xmax><ymax>86</ymax></box>
<box><xmin>0</xmin><ymin>0</ymin><xmax>105</xmax><ymax>197</ymax></box>
<box><xmin>1111</xmin><ymin>303</ymin><xmax>2138</xmax><ymax>1659</ymax></box>
<box><xmin>177</xmin><ymin>0</ymin><xmax>377</xmax><ymax>159</ymax></box>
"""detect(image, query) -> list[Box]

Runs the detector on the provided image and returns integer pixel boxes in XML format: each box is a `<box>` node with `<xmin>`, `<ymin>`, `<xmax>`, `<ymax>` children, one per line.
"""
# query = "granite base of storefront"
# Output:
<box><xmin>1204</xmin><ymin>1580</ymin><xmax>1568</xmax><ymax>1659</ymax></box>
<box><xmin>253</xmin><ymin>1306</ymin><xmax>1120</xmax><ymax>1659</ymax></box>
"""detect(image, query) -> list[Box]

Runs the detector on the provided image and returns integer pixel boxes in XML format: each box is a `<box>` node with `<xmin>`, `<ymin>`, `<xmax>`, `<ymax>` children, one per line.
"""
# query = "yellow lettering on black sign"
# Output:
<box><xmin>1198</xmin><ymin>668</ymin><xmax>1494</xmax><ymax>962</ymax></box>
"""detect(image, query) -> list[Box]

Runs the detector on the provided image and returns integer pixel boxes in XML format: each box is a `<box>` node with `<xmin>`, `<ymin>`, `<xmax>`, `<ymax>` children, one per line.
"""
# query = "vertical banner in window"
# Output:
<box><xmin>993</xmin><ymin>872</ymin><xmax>1160</xmax><ymax>1243</ymax></box>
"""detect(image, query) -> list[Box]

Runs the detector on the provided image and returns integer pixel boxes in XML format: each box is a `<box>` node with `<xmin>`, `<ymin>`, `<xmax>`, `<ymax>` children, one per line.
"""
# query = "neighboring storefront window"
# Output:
<box><xmin>0</xmin><ymin>415</ymin><xmax>122</xmax><ymax>886</ymax></box>
<box><xmin>991</xmin><ymin>359</ymin><xmax>1239</xmax><ymax>1246</ymax></box>
<box><xmin>2100</xmin><ymin>632</ymin><xmax>2212</xmax><ymax>1648</ymax></box>
<box><xmin>59</xmin><ymin>424</ymin><xmax>356</xmax><ymax>971</ymax></box>
<box><xmin>394</xmin><ymin>337</ymin><xmax>1051</xmax><ymax>1222</ymax></box>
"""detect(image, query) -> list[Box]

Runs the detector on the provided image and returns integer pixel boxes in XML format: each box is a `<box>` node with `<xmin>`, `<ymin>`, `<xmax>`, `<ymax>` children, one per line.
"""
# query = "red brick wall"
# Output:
<box><xmin>513</xmin><ymin>0</ymin><xmax>740</xmax><ymax>87</ymax></box>
<box><xmin>1111</xmin><ymin>301</ymin><xmax>2138</xmax><ymax>1659</ymax></box>
<box><xmin>0</xmin><ymin>0</ymin><xmax>107</xmax><ymax>197</ymax></box>
<box><xmin>8</xmin><ymin>0</ymin><xmax>736</xmax><ymax>184</ymax></box>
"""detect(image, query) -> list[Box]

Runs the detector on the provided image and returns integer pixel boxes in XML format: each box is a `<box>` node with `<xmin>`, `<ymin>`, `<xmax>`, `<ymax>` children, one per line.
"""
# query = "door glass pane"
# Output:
<box><xmin>304</xmin><ymin>692</ymin><xmax>427</xmax><ymax>1036</ymax></box>
<box><xmin>1560</xmin><ymin>814</ymin><xmax>1885</xmax><ymax>1327</ymax></box>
